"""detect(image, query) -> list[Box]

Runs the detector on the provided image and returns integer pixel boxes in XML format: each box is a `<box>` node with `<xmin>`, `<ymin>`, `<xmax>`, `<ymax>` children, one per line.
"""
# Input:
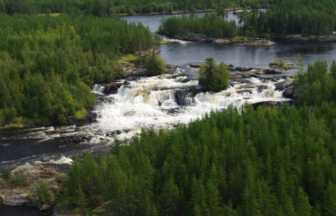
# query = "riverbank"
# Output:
<box><xmin>282</xmin><ymin>34</ymin><xmax>336</xmax><ymax>42</ymax></box>
<box><xmin>163</xmin><ymin>34</ymin><xmax>276</xmax><ymax>47</ymax></box>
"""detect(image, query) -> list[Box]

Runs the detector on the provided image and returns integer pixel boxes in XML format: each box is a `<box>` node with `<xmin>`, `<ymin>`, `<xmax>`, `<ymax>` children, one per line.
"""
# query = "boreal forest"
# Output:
<box><xmin>0</xmin><ymin>14</ymin><xmax>154</xmax><ymax>126</ymax></box>
<box><xmin>51</xmin><ymin>60</ymin><xmax>336</xmax><ymax>216</ymax></box>
<box><xmin>1</xmin><ymin>0</ymin><xmax>336</xmax><ymax>216</ymax></box>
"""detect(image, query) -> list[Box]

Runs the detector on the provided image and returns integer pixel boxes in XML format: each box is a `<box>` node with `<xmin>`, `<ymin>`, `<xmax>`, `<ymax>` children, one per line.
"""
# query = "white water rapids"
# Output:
<box><xmin>0</xmin><ymin>67</ymin><xmax>292</xmax><ymax>166</ymax></box>
<box><xmin>88</xmin><ymin>68</ymin><xmax>291</xmax><ymax>142</ymax></box>
<box><xmin>1</xmin><ymin>67</ymin><xmax>291</xmax><ymax>146</ymax></box>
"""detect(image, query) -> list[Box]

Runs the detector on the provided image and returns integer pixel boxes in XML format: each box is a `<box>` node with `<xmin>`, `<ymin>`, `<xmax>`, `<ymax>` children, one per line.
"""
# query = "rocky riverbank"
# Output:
<box><xmin>166</xmin><ymin>34</ymin><xmax>276</xmax><ymax>47</ymax></box>
<box><xmin>283</xmin><ymin>34</ymin><xmax>336</xmax><ymax>42</ymax></box>
<box><xmin>0</xmin><ymin>163</ymin><xmax>67</xmax><ymax>214</ymax></box>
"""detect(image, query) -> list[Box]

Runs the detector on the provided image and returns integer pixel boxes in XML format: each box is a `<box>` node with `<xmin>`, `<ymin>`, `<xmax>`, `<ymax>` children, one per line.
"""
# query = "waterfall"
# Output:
<box><xmin>87</xmin><ymin>71</ymin><xmax>292</xmax><ymax>141</ymax></box>
<box><xmin>92</xmin><ymin>84</ymin><xmax>105</xmax><ymax>94</ymax></box>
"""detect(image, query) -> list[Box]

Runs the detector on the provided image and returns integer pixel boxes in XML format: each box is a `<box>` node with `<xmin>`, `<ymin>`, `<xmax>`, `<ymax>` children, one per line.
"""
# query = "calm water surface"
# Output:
<box><xmin>122</xmin><ymin>12</ymin><xmax>336</xmax><ymax>75</ymax></box>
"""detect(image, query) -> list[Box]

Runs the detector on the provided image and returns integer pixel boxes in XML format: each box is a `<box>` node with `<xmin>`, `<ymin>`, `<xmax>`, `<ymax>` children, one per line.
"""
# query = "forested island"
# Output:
<box><xmin>158</xmin><ymin>8</ymin><xmax>336</xmax><ymax>44</ymax></box>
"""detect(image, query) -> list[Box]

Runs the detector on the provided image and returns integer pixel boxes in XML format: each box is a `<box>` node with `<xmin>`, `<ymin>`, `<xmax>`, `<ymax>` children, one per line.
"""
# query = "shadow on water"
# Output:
<box><xmin>0</xmin><ymin>206</ymin><xmax>51</xmax><ymax>216</ymax></box>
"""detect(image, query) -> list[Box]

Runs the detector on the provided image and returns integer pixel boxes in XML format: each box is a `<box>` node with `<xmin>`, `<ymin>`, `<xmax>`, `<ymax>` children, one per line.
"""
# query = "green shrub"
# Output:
<box><xmin>31</xmin><ymin>181</ymin><xmax>54</xmax><ymax>203</ymax></box>
<box><xmin>198</xmin><ymin>57</ymin><xmax>231</xmax><ymax>92</ymax></box>
<box><xmin>74</xmin><ymin>108</ymin><xmax>87</xmax><ymax>120</ymax></box>
<box><xmin>145</xmin><ymin>50</ymin><xmax>166</xmax><ymax>76</ymax></box>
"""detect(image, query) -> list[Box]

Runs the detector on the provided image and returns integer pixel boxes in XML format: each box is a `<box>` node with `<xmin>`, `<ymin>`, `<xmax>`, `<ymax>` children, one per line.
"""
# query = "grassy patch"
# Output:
<box><xmin>0</xmin><ymin>123</ymin><xmax>25</xmax><ymax>130</ymax></box>
<box><xmin>231</xmin><ymin>36</ymin><xmax>248</xmax><ymax>43</ymax></box>
<box><xmin>270</xmin><ymin>60</ymin><xmax>284</xmax><ymax>67</ymax></box>
<box><xmin>118</xmin><ymin>54</ymin><xmax>139</xmax><ymax>64</ymax></box>
<box><xmin>74</xmin><ymin>108</ymin><xmax>87</xmax><ymax>120</ymax></box>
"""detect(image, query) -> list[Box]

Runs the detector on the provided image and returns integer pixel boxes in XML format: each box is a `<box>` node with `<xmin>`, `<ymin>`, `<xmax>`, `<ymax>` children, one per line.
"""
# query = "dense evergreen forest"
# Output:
<box><xmin>0</xmin><ymin>14</ymin><xmax>154</xmax><ymax>126</ymax></box>
<box><xmin>0</xmin><ymin>0</ymin><xmax>268</xmax><ymax>16</ymax></box>
<box><xmin>2</xmin><ymin>0</ymin><xmax>336</xmax><ymax>16</ymax></box>
<box><xmin>58</xmin><ymin>60</ymin><xmax>336</xmax><ymax>215</ymax></box>
<box><xmin>240</xmin><ymin>8</ymin><xmax>336</xmax><ymax>37</ymax></box>
<box><xmin>158</xmin><ymin>14</ymin><xmax>239</xmax><ymax>39</ymax></box>
<box><xmin>159</xmin><ymin>9</ymin><xmax>336</xmax><ymax>39</ymax></box>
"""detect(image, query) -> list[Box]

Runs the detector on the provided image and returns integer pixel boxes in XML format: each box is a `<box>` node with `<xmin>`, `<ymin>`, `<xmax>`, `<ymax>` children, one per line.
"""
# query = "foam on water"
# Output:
<box><xmin>47</xmin><ymin>156</ymin><xmax>73</xmax><ymax>165</ymax></box>
<box><xmin>85</xmin><ymin>71</ymin><xmax>291</xmax><ymax>141</ymax></box>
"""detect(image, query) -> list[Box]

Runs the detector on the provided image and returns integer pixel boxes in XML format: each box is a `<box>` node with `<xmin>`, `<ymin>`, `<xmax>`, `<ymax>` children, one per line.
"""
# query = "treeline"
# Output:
<box><xmin>240</xmin><ymin>9</ymin><xmax>336</xmax><ymax>37</ymax></box>
<box><xmin>2</xmin><ymin>0</ymin><xmax>336</xmax><ymax>16</ymax></box>
<box><xmin>158</xmin><ymin>14</ymin><xmax>239</xmax><ymax>39</ymax></box>
<box><xmin>159</xmin><ymin>8</ymin><xmax>336</xmax><ymax>40</ymax></box>
<box><xmin>0</xmin><ymin>0</ymin><xmax>270</xmax><ymax>16</ymax></box>
<box><xmin>295</xmin><ymin>60</ymin><xmax>336</xmax><ymax>105</ymax></box>
<box><xmin>0</xmin><ymin>14</ymin><xmax>154</xmax><ymax>125</ymax></box>
<box><xmin>59</xmin><ymin>101</ymin><xmax>336</xmax><ymax>215</ymax></box>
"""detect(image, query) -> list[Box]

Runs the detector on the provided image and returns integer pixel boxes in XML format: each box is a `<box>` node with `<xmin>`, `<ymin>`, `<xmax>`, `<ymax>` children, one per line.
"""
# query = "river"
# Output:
<box><xmin>1</xmin><ymin>10</ymin><xmax>336</xmax><ymax>164</ymax></box>
<box><xmin>2</xmin><ymin>10</ymin><xmax>336</xmax><ymax>165</ymax></box>
<box><xmin>122</xmin><ymin>12</ymin><xmax>336</xmax><ymax>72</ymax></box>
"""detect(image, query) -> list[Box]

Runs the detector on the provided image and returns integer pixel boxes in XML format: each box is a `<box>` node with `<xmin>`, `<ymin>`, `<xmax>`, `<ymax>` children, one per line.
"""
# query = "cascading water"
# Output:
<box><xmin>1</xmin><ymin>67</ymin><xmax>291</xmax><ymax>148</ymax></box>
<box><xmin>92</xmin><ymin>84</ymin><xmax>105</xmax><ymax>94</ymax></box>
<box><xmin>85</xmin><ymin>69</ymin><xmax>291</xmax><ymax>142</ymax></box>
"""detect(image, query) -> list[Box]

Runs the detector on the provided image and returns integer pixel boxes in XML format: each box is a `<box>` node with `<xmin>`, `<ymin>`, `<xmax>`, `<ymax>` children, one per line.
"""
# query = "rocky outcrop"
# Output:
<box><xmin>246</xmin><ymin>39</ymin><xmax>275</xmax><ymax>47</ymax></box>
<box><xmin>165</xmin><ymin>64</ymin><xmax>178</xmax><ymax>73</ymax></box>
<box><xmin>62</xmin><ymin>135</ymin><xmax>92</xmax><ymax>143</ymax></box>
<box><xmin>275</xmin><ymin>80</ymin><xmax>293</xmax><ymax>91</ymax></box>
<box><xmin>270</xmin><ymin>60</ymin><xmax>294</xmax><ymax>69</ymax></box>
<box><xmin>4</xmin><ymin>194</ymin><xmax>29</xmax><ymax>206</ymax></box>
<box><xmin>39</xmin><ymin>203</ymin><xmax>52</xmax><ymax>211</ymax></box>
<box><xmin>283</xmin><ymin>85</ymin><xmax>300</xmax><ymax>99</ymax></box>
<box><xmin>252</xmin><ymin>101</ymin><xmax>295</xmax><ymax>109</ymax></box>
<box><xmin>263</xmin><ymin>69</ymin><xmax>284</xmax><ymax>74</ymax></box>
<box><xmin>236</xmin><ymin>66</ymin><xmax>252</xmax><ymax>72</ymax></box>
<box><xmin>212</xmin><ymin>39</ymin><xmax>231</xmax><ymax>44</ymax></box>
<box><xmin>103</xmin><ymin>83</ymin><xmax>119</xmax><ymax>95</ymax></box>
<box><xmin>189</xmin><ymin>64</ymin><xmax>201</xmax><ymax>68</ymax></box>
<box><xmin>285</xmin><ymin>34</ymin><xmax>336</xmax><ymax>42</ymax></box>
<box><xmin>175</xmin><ymin>91</ymin><xmax>195</xmax><ymax>106</ymax></box>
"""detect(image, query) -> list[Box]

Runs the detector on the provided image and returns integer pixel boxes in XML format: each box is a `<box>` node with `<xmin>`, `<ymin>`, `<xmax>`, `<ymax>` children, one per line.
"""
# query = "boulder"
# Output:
<box><xmin>72</xmin><ymin>137</ymin><xmax>84</xmax><ymax>143</ymax></box>
<box><xmin>257</xmin><ymin>85</ymin><xmax>268</xmax><ymax>93</ymax></box>
<box><xmin>39</xmin><ymin>203</ymin><xmax>52</xmax><ymax>211</ymax></box>
<box><xmin>236</xmin><ymin>66</ymin><xmax>252</xmax><ymax>71</ymax></box>
<box><xmin>283</xmin><ymin>86</ymin><xmax>294</xmax><ymax>98</ymax></box>
<box><xmin>175</xmin><ymin>91</ymin><xmax>195</xmax><ymax>106</ymax></box>
<box><xmin>4</xmin><ymin>194</ymin><xmax>29</xmax><ymax>206</ymax></box>
<box><xmin>189</xmin><ymin>64</ymin><xmax>201</xmax><ymax>68</ymax></box>
<box><xmin>237</xmin><ymin>89</ymin><xmax>252</xmax><ymax>94</ymax></box>
<box><xmin>275</xmin><ymin>80</ymin><xmax>293</xmax><ymax>91</ymax></box>
<box><xmin>103</xmin><ymin>83</ymin><xmax>119</xmax><ymax>95</ymax></box>
<box><xmin>213</xmin><ymin>39</ymin><xmax>231</xmax><ymax>44</ymax></box>
<box><xmin>165</xmin><ymin>64</ymin><xmax>177</xmax><ymax>73</ymax></box>
<box><xmin>263</xmin><ymin>69</ymin><xmax>283</xmax><ymax>74</ymax></box>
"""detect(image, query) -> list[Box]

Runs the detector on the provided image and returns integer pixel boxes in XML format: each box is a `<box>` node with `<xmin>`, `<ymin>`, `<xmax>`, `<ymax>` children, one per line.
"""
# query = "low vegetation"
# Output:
<box><xmin>145</xmin><ymin>50</ymin><xmax>166</xmax><ymax>76</ymax></box>
<box><xmin>198</xmin><ymin>57</ymin><xmax>231</xmax><ymax>92</ymax></box>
